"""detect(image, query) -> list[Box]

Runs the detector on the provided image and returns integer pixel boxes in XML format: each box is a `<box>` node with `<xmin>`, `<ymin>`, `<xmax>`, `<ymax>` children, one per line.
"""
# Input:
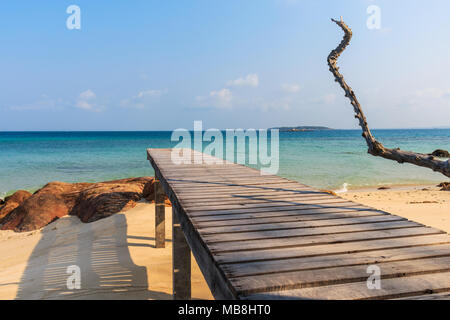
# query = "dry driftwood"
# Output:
<box><xmin>328</xmin><ymin>17</ymin><xmax>450</xmax><ymax>178</ymax></box>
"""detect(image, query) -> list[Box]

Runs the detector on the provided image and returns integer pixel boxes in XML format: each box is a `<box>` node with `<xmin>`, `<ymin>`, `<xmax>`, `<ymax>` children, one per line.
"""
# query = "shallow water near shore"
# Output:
<box><xmin>0</xmin><ymin>129</ymin><xmax>449</xmax><ymax>197</ymax></box>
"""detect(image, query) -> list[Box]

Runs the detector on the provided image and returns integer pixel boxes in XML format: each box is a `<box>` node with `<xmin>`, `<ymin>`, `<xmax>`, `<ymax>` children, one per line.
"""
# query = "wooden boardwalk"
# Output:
<box><xmin>147</xmin><ymin>148</ymin><xmax>450</xmax><ymax>300</ymax></box>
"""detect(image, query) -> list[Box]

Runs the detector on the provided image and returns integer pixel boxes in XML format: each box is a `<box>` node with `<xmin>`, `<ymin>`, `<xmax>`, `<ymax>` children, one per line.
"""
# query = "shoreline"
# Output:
<box><xmin>340</xmin><ymin>185</ymin><xmax>450</xmax><ymax>234</ymax></box>
<box><xmin>2</xmin><ymin>181</ymin><xmax>448</xmax><ymax>201</ymax></box>
<box><xmin>338</xmin><ymin>183</ymin><xmax>443</xmax><ymax>193</ymax></box>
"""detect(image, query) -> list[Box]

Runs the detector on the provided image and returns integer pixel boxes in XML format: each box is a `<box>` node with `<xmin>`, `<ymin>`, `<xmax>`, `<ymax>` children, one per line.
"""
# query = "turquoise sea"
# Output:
<box><xmin>0</xmin><ymin>129</ymin><xmax>449</xmax><ymax>198</ymax></box>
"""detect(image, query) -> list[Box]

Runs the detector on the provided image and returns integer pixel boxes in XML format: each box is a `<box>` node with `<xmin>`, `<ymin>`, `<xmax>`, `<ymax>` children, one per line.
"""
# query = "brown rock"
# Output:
<box><xmin>0</xmin><ymin>183</ymin><xmax>82</xmax><ymax>232</ymax></box>
<box><xmin>0</xmin><ymin>190</ymin><xmax>32</xmax><ymax>222</ymax></box>
<box><xmin>1</xmin><ymin>177</ymin><xmax>159</xmax><ymax>232</ymax></box>
<box><xmin>2</xmin><ymin>193</ymin><xmax>70</xmax><ymax>232</ymax></box>
<box><xmin>70</xmin><ymin>179</ymin><xmax>151</xmax><ymax>223</ymax></box>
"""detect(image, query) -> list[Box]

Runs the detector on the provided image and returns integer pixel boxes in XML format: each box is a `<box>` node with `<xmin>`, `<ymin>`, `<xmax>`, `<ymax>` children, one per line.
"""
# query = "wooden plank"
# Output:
<box><xmin>241</xmin><ymin>271</ymin><xmax>450</xmax><ymax>300</ymax></box>
<box><xmin>163</xmin><ymin>173</ymin><xmax>277</xmax><ymax>180</ymax></box>
<box><xmin>170</xmin><ymin>181</ymin><xmax>303</xmax><ymax>190</ymax></box>
<box><xmin>192</xmin><ymin>208</ymin><xmax>384</xmax><ymax>224</ymax></box>
<box><xmin>158</xmin><ymin>166</ymin><xmax>255</xmax><ymax>173</ymax></box>
<box><xmin>187</xmin><ymin>202</ymin><xmax>370</xmax><ymax>217</ymax></box>
<box><xmin>180</xmin><ymin>194</ymin><xmax>336</xmax><ymax>206</ymax></box>
<box><xmin>165</xmin><ymin>174</ymin><xmax>265</xmax><ymax>181</ymax></box>
<box><xmin>166</xmin><ymin>176</ymin><xmax>289</xmax><ymax>185</ymax></box>
<box><xmin>157</xmin><ymin>164</ymin><xmax>257</xmax><ymax>170</ymax></box>
<box><xmin>232</xmin><ymin>256</ymin><xmax>450</xmax><ymax>296</ymax></box>
<box><xmin>172</xmin><ymin>207</ymin><xmax>191</xmax><ymax>300</ymax></box>
<box><xmin>203</xmin><ymin>221</ymin><xmax>423</xmax><ymax>243</ymax></box>
<box><xmin>182</xmin><ymin>197</ymin><xmax>342</xmax><ymax>211</ymax></box>
<box><xmin>179</xmin><ymin>190</ymin><xmax>331</xmax><ymax>200</ymax></box>
<box><xmin>209</xmin><ymin>227</ymin><xmax>442</xmax><ymax>253</ymax></box>
<box><xmin>174</xmin><ymin>188</ymin><xmax>316</xmax><ymax>199</ymax></box>
<box><xmin>159</xmin><ymin>167</ymin><xmax>242</xmax><ymax>171</ymax></box>
<box><xmin>173</xmin><ymin>182</ymin><xmax>312</xmax><ymax>190</ymax></box>
<box><xmin>197</xmin><ymin>215</ymin><xmax>405</xmax><ymax>233</ymax></box>
<box><xmin>163</xmin><ymin>171</ymin><xmax>285</xmax><ymax>179</ymax></box>
<box><xmin>171</xmin><ymin>184</ymin><xmax>313</xmax><ymax>195</ymax></box>
<box><xmin>168</xmin><ymin>180</ymin><xmax>297</xmax><ymax>189</ymax></box>
<box><xmin>214</xmin><ymin>234</ymin><xmax>450</xmax><ymax>264</ymax></box>
<box><xmin>174</xmin><ymin>189</ymin><xmax>326</xmax><ymax>200</ymax></box>
<box><xmin>185</xmin><ymin>198</ymin><xmax>353</xmax><ymax>212</ymax></box>
<box><xmin>180</xmin><ymin>190</ymin><xmax>332</xmax><ymax>200</ymax></box>
<box><xmin>154</xmin><ymin>180</ymin><xmax>166</xmax><ymax>248</ymax></box>
<box><xmin>221</xmin><ymin>243</ymin><xmax>450</xmax><ymax>278</ymax></box>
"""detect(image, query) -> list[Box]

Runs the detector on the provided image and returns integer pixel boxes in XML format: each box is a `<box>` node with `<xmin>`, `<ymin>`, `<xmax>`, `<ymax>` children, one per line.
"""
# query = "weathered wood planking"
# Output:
<box><xmin>147</xmin><ymin>148</ymin><xmax>450</xmax><ymax>300</ymax></box>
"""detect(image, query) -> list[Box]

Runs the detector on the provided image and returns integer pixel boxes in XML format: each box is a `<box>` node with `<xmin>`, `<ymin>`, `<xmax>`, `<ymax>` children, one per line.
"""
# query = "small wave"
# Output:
<box><xmin>335</xmin><ymin>183</ymin><xmax>349</xmax><ymax>193</ymax></box>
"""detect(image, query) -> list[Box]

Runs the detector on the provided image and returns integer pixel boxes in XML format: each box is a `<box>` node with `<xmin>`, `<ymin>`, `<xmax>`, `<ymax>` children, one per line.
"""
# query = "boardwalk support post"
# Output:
<box><xmin>155</xmin><ymin>179</ymin><xmax>166</xmax><ymax>248</ymax></box>
<box><xmin>172</xmin><ymin>206</ymin><xmax>191</xmax><ymax>300</ymax></box>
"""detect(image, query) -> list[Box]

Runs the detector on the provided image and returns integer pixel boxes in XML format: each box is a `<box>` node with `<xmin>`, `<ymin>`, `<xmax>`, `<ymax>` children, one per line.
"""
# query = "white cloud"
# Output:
<box><xmin>281</xmin><ymin>83</ymin><xmax>301</xmax><ymax>93</ymax></box>
<box><xmin>76</xmin><ymin>100</ymin><xmax>93</xmax><ymax>110</ymax></box>
<box><xmin>79</xmin><ymin>89</ymin><xmax>96</xmax><ymax>100</ymax></box>
<box><xmin>121</xmin><ymin>89</ymin><xmax>167</xmax><ymax>109</ymax></box>
<box><xmin>210</xmin><ymin>88</ymin><xmax>232</xmax><ymax>103</ymax></box>
<box><xmin>399</xmin><ymin>87</ymin><xmax>450</xmax><ymax>114</ymax></box>
<box><xmin>226</xmin><ymin>74</ymin><xmax>259</xmax><ymax>87</ymax></box>
<box><xmin>136</xmin><ymin>89</ymin><xmax>165</xmax><ymax>98</ymax></box>
<box><xmin>76</xmin><ymin>89</ymin><xmax>103</xmax><ymax>112</ymax></box>
<box><xmin>415</xmin><ymin>88</ymin><xmax>450</xmax><ymax>99</ymax></box>
<box><xmin>196</xmin><ymin>88</ymin><xmax>233</xmax><ymax>108</ymax></box>
<box><xmin>195</xmin><ymin>73</ymin><xmax>258</xmax><ymax>109</ymax></box>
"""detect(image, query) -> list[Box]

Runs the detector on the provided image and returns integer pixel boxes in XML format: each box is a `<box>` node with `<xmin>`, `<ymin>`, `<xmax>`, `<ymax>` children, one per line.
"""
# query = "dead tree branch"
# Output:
<box><xmin>328</xmin><ymin>17</ymin><xmax>450</xmax><ymax>178</ymax></box>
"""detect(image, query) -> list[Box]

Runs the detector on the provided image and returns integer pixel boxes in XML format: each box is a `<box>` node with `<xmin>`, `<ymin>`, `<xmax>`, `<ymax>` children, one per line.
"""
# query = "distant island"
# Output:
<box><xmin>270</xmin><ymin>126</ymin><xmax>333</xmax><ymax>132</ymax></box>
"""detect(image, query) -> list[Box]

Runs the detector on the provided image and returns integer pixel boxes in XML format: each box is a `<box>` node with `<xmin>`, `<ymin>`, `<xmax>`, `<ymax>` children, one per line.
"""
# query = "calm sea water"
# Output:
<box><xmin>0</xmin><ymin>129</ymin><xmax>449</xmax><ymax>197</ymax></box>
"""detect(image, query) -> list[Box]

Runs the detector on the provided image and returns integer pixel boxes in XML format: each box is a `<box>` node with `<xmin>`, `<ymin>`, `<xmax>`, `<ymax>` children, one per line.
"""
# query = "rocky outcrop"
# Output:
<box><xmin>0</xmin><ymin>190</ymin><xmax>32</xmax><ymax>221</ymax></box>
<box><xmin>0</xmin><ymin>177</ymin><xmax>171</xmax><ymax>232</ymax></box>
<box><xmin>71</xmin><ymin>177</ymin><xmax>153</xmax><ymax>223</ymax></box>
<box><xmin>431</xmin><ymin>149</ymin><xmax>450</xmax><ymax>158</ymax></box>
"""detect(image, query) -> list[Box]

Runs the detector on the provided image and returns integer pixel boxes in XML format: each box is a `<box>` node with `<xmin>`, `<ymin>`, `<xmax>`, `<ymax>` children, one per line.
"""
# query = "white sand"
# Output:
<box><xmin>341</xmin><ymin>185</ymin><xmax>450</xmax><ymax>233</ymax></box>
<box><xmin>0</xmin><ymin>201</ymin><xmax>212</xmax><ymax>300</ymax></box>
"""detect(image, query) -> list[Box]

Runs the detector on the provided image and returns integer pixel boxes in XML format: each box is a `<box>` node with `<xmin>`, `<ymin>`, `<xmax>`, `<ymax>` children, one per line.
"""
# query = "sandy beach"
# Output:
<box><xmin>341</xmin><ymin>185</ymin><xmax>450</xmax><ymax>233</ymax></box>
<box><xmin>0</xmin><ymin>185</ymin><xmax>448</xmax><ymax>300</ymax></box>
<box><xmin>0</xmin><ymin>201</ymin><xmax>212</xmax><ymax>300</ymax></box>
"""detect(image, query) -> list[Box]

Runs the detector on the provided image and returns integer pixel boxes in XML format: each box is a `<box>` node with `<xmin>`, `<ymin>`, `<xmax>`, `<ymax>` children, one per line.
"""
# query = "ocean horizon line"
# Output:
<box><xmin>1</xmin><ymin>127</ymin><xmax>449</xmax><ymax>133</ymax></box>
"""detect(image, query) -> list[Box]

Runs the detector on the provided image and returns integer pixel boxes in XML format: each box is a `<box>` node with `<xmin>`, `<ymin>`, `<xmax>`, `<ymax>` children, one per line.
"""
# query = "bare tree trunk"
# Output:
<box><xmin>328</xmin><ymin>17</ymin><xmax>450</xmax><ymax>179</ymax></box>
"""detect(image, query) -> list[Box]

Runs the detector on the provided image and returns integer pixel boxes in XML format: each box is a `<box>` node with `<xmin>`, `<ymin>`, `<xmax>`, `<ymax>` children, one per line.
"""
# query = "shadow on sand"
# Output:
<box><xmin>15</xmin><ymin>214</ymin><xmax>172</xmax><ymax>300</ymax></box>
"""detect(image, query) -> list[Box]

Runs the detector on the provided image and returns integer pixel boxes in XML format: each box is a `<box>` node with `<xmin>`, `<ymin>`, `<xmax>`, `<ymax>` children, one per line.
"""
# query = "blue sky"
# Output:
<box><xmin>1</xmin><ymin>0</ymin><xmax>450</xmax><ymax>130</ymax></box>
